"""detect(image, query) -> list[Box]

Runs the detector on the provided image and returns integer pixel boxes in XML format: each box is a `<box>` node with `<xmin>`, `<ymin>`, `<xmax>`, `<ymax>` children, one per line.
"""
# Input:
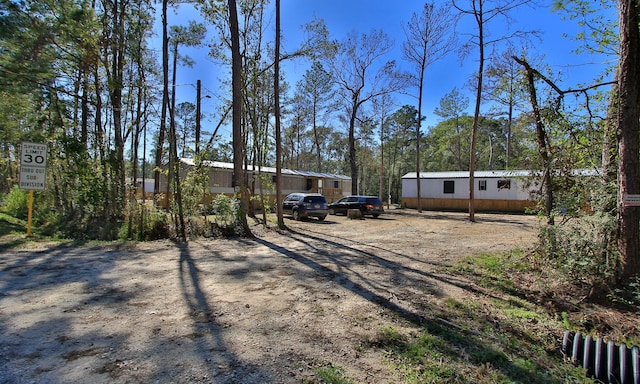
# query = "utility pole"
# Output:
<box><xmin>196</xmin><ymin>79</ymin><xmax>202</xmax><ymax>155</ymax></box>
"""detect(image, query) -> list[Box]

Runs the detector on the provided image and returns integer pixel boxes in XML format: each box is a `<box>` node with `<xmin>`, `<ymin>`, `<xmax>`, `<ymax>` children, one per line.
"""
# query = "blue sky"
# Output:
<box><xmin>158</xmin><ymin>0</ymin><xmax>616</xmax><ymax>141</ymax></box>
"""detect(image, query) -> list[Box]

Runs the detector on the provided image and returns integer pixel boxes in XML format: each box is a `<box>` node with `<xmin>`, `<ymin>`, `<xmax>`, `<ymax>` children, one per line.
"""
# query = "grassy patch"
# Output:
<box><xmin>0</xmin><ymin>212</ymin><xmax>31</xmax><ymax>250</ymax></box>
<box><xmin>0</xmin><ymin>211</ymin><xmax>27</xmax><ymax>236</ymax></box>
<box><xmin>367</xmin><ymin>249</ymin><xmax>592</xmax><ymax>383</ymax></box>
<box><xmin>307</xmin><ymin>363</ymin><xmax>355</xmax><ymax>384</ymax></box>
<box><xmin>0</xmin><ymin>212</ymin><xmax>103</xmax><ymax>251</ymax></box>
<box><xmin>371</xmin><ymin>317</ymin><xmax>580</xmax><ymax>383</ymax></box>
<box><xmin>455</xmin><ymin>251</ymin><xmax>528</xmax><ymax>295</ymax></box>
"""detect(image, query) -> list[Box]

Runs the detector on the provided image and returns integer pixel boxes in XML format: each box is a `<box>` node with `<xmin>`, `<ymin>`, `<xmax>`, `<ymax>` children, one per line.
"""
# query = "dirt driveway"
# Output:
<box><xmin>0</xmin><ymin>209</ymin><xmax>539</xmax><ymax>383</ymax></box>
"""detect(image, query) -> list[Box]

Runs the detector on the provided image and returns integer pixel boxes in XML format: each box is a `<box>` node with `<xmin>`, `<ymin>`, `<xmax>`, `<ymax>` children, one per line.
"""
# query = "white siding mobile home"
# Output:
<box><xmin>401</xmin><ymin>170</ymin><xmax>536</xmax><ymax>212</ymax></box>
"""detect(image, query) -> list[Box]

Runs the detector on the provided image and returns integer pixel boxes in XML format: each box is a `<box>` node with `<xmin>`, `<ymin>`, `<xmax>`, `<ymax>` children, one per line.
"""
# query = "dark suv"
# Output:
<box><xmin>282</xmin><ymin>193</ymin><xmax>328</xmax><ymax>221</ymax></box>
<box><xmin>328</xmin><ymin>196</ymin><xmax>384</xmax><ymax>217</ymax></box>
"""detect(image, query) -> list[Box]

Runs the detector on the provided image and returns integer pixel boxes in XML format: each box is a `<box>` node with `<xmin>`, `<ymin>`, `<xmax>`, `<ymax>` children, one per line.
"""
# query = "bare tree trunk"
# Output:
<box><xmin>416</xmin><ymin>80</ymin><xmax>423</xmax><ymax>213</ymax></box>
<box><xmin>228</xmin><ymin>0</ymin><xmax>251</xmax><ymax>236</ymax></box>
<box><xmin>274</xmin><ymin>0</ymin><xmax>284</xmax><ymax>228</ymax></box>
<box><xmin>195</xmin><ymin>79</ymin><xmax>202</xmax><ymax>155</ymax></box>
<box><xmin>403</xmin><ymin>3</ymin><xmax>456</xmax><ymax>212</ymax></box>
<box><xmin>468</xmin><ymin>3</ymin><xmax>483</xmax><ymax>223</ymax></box>
<box><xmin>379</xmin><ymin>113</ymin><xmax>385</xmax><ymax>202</ymax></box>
<box><xmin>616</xmin><ymin>0</ymin><xmax>640</xmax><ymax>283</ymax></box>
<box><xmin>106</xmin><ymin>0</ymin><xmax>126</xmax><ymax>219</ymax></box>
<box><xmin>349</xmin><ymin>97</ymin><xmax>359</xmax><ymax>195</ymax></box>
<box><xmin>170</xmin><ymin>41</ymin><xmax>186</xmax><ymax>239</ymax></box>
<box><xmin>154</xmin><ymin>0</ymin><xmax>169</xmax><ymax>197</ymax></box>
<box><xmin>487</xmin><ymin>134</ymin><xmax>493</xmax><ymax>169</ymax></box>
<box><xmin>81</xmin><ymin>70</ymin><xmax>90</xmax><ymax>146</ymax></box>
<box><xmin>505</xmin><ymin>101</ymin><xmax>513</xmax><ymax>169</ymax></box>
<box><xmin>514</xmin><ymin>57</ymin><xmax>554</xmax><ymax>225</ymax></box>
<box><xmin>312</xmin><ymin>98</ymin><xmax>322</xmax><ymax>173</ymax></box>
<box><xmin>93</xmin><ymin>64</ymin><xmax>108</xmax><ymax>220</ymax></box>
<box><xmin>454</xmin><ymin>0</ymin><xmax>533</xmax><ymax>221</ymax></box>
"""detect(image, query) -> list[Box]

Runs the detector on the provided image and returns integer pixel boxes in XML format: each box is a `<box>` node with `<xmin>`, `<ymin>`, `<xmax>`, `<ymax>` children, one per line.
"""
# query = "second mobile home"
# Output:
<box><xmin>401</xmin><ymin>170</ymin><xmax>536</xmax><ymax>212</ymax></box>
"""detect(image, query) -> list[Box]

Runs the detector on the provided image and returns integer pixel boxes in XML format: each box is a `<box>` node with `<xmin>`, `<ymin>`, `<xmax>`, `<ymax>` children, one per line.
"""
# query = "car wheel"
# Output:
<box><xmin>329</xmin><ymin>208</ymin><xmax>335</xmax><ymax>215</ymax></box>
<box><xmin>292</xmin><ymin>209</ymin><xmax>301</xmax><ymax>221</ymax></box>
<box><xmin>373</xmin><ymin>214</ymin><xmax>380</xmax><ymax>218</ymax></box>
<box><xmin>318</xmin><ymin>215</ymin><xmax>326</xmax><ymax>222</ymax></box>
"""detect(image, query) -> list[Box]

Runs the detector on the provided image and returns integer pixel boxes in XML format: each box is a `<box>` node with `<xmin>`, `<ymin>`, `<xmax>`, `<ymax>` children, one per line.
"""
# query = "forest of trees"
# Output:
<box><xmin>0</xmin><ymin>0</ymin><xmax>638</xmax><ymax>291</ymax></box>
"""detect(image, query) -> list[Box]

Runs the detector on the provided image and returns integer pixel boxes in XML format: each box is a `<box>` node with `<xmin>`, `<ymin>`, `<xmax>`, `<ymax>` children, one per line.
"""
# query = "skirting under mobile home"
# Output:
<box><xmin>401</xmin><ymin>170</ymin><xmax>536</xmax><ymax>212</ymax></box>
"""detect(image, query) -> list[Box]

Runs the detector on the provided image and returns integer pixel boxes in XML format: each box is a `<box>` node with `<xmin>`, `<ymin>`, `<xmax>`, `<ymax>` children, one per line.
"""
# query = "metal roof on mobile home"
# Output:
<box><xmin>180</xmin><ymin>158</ymin><xmax>352</xmax><ymax>180</ymax></box>
<box><xmin>402</xmin><ymin>170</ymin><xmax>532</xmax><ymax>179</ymax></box>
<box><xmin>402</xmin><ymin>169</ymin><xmax>600</xmax><ymax>179</ymax></box>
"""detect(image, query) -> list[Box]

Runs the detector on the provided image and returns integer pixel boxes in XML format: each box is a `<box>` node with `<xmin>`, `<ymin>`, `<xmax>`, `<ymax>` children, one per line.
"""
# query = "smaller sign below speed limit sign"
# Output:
<box><xmin>19</xmin><ymin>142</ymin><xmax>47</xmax><ymax>190</ymax></box>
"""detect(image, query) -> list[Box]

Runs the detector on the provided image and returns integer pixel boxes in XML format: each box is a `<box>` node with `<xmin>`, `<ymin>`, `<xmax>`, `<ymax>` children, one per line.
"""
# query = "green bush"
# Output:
<box><xmin>120</xmin><ymin>201</ymin><xmax>170</xmax><ymax>241</ymax></box>
<box><xmin>1</xmin><ymin>185</ymin><xmax>29</xmax><ymax>219</ymax></box>
<box><xmin>613</xmin><ymin>276</ymin><xmax>640</xmax><ymax>309</ymax></box>
<box><xmin>538</xmin><ymin>211</ymin><xmax>618</xmax><ymax>290</ymax></box>
<box><xmin>180</xmin><ymin>158</ymin><xmax>210</xmax><ymax>217</ymax></box>
<box><xmin>209</xmin><ymin>194</ymin><xmax>244</xmax><ymax>237</ymax></box>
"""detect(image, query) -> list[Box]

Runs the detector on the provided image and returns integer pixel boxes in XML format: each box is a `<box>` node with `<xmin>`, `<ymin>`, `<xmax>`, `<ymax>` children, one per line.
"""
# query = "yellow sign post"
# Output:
<box><xmin>27</xmin><ymin>190</ymin><xmax>34</xmax><ymax>236</ymax></box>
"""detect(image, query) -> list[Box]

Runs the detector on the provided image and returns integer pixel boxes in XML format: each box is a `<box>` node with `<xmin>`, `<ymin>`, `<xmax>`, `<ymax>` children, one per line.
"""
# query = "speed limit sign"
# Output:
<box><xmin>19</xmin><ymin>142</ymin><xmax>47</xmax><ymax>190</ymax></box>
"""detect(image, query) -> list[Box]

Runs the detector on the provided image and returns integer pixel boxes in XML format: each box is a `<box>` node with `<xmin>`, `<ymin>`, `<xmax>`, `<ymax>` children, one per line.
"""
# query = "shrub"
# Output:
<box><xmin>612</xmin><ymin>276</ymin><xmax>640</xmax><ymax>308</ymax></box>
<box><xmin>209</xmin><ymin>194</ymin><xmax>244</xmax><ymax>237</ymax></box>
<box><xmin>537</xmin><ymin>211</ymin><xmax>618</xmax><ymax>291</ymax></box>
<box><xmin>1</xmin><ymin>185</ymin><xmax>29</xmax><ymax>219</ymax></box>
<box><xmin>120</xmin><ymin>201</ymin><xmax>170</xmax><ymax>241</ymax></box>
<box><xmin>180</xmin><ymin>157</ymin><xmax>210</xmax><ymax>217</ymax></box>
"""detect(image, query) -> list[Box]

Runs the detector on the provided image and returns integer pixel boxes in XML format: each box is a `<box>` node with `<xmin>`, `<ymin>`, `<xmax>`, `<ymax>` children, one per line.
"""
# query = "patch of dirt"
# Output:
<box><xmin>0</xmin><ymin>209</ymin><xmax>540</xmax><ymax>383</ymax></box>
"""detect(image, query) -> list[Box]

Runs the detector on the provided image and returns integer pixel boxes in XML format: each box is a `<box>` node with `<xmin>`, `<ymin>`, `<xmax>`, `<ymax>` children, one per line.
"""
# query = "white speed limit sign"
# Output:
<box><xmin>19</xmin><ymin>142</ymin><xmax>47</xmax><ymax>190</ymax></box>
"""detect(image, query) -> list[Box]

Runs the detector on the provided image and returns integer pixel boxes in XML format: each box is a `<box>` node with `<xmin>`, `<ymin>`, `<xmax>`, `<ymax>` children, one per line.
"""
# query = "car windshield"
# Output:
<box><xmin>365</xmin><ymin>197</ymin><xmax>382</xmax><ymax>205</ymax></box>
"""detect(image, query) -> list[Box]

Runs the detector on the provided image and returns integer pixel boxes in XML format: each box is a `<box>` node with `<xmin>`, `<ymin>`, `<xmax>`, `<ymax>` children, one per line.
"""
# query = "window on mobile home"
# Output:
<box><xmin>478</xmin><ymin>180</ymin><xmax>487</xmax><ymax>191</ymax></box>
<box><xmin>443</xmin><ymin>180</ymin><xmax>455</xmax><ymax>194</ymax></box>
<box><xmin>333</xmin><ymin>180</ymin><xmax>339</xmax><ymax>188</ymax></box>
<box><xmin>497</xmin><ymin>179</ymin><xmax>511</xmax><ymax>190</ymax></box>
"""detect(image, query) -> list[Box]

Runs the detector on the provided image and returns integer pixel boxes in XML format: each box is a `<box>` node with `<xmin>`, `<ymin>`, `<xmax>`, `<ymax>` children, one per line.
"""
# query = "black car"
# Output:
<box><xmin>282</xmin><ymin>193</ymin><xmax>328</xmax><ymax>221</ymax></box>
<box><xmin>328</xmin><ymin>196</ymin><xmax>384</xmax><ymax>217</ymax></box>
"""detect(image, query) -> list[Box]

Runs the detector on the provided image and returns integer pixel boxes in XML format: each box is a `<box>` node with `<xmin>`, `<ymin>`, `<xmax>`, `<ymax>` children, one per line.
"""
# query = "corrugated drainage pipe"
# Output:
<box><xmin>562</xmin><ymin>331</ymin><xmax>640</xmax><ymax>384</ymax></box>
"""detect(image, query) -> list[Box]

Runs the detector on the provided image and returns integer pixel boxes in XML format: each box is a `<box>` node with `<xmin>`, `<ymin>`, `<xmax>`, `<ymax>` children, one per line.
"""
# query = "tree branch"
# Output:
<box><xmin>511</xmin><ymin>56</ymin><xmax>615</xmax><ymax>96</ymax></box>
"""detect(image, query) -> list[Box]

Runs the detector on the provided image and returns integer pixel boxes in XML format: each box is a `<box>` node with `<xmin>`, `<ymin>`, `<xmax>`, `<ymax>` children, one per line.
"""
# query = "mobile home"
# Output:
<box><xmin>158</xmin><ymin>158</ymin><xmax>351</xmax><ymax>207</ymax></box>
<box><xmin>401</xmin><ymin>170</ymin><xmax>536</xmax><ymax>212</ymax></box>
